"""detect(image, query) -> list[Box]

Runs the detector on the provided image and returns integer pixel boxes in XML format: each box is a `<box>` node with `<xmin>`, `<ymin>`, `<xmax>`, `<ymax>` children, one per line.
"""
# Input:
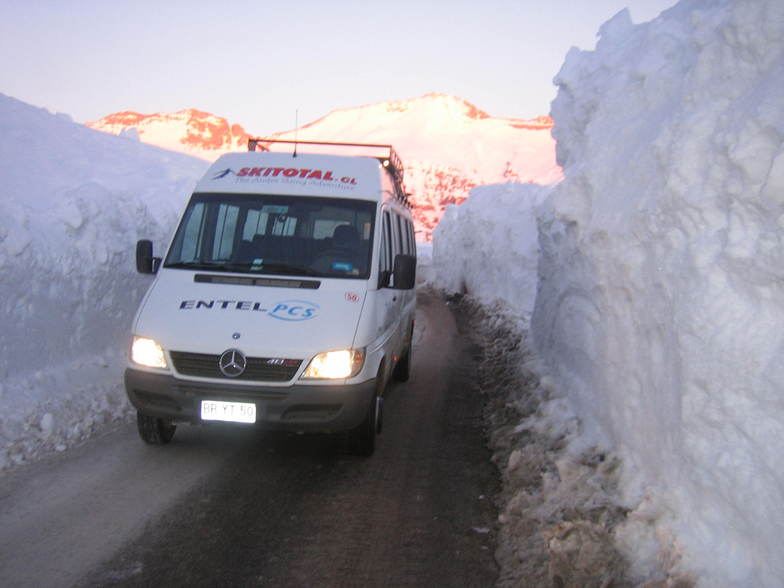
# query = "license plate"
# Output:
<box><xmin>200</xmin><ymin>400</ymin><xmax>256</xmax><ymax>424</ymax></box>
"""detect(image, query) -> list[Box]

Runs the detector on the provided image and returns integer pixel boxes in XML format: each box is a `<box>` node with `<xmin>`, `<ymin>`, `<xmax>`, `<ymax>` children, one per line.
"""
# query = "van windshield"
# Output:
<box><xmin>164</xmin><ymin>193</ymin><xmax>376</xmax><ymax>279</ymax></box>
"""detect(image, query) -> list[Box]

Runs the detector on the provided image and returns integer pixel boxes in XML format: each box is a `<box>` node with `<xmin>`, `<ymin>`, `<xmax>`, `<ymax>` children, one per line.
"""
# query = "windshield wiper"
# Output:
<box><xmin>164</xmin><ymin>260</ymin><xmax>321</xmax><ymax>276</ymax></box>
<box><xmin>164</xmin><ymin>260</ymin><xmax>252</xmax><ymax>272</ymax></box>
<box><xmin>256</xmin><ymin>262</ymin><xmax>320</xmax><ymax>277</ymax></box>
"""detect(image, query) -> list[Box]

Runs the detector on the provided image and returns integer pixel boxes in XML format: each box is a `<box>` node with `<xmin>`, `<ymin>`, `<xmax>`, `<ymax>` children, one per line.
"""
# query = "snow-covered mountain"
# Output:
<box><xmin>86</xmin><ymin>109</ymin><xmax>251</xmax><ymax>161</ymax></box>
<box><xmin>87</xmin><ymin>94</ymin><xmax>562</xmax><ymax>239</ymax></box>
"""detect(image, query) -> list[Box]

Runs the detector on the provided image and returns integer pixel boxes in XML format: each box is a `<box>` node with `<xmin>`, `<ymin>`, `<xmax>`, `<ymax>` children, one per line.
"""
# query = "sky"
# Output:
<box><xmin>1</xmin><ymin>0</ymin><xmax>677</xmax><ymax>137</ymax></box>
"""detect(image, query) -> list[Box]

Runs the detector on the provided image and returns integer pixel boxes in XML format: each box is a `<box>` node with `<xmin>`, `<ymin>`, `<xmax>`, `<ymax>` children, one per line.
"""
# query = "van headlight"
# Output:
<box><xmin>131</xmin><ymin>336</ymin><xmax>168</xmax><ymax>369</ymax></box>
<box><xmin>301</xmin><ymin>348</ymin><xmax>365</xmax><ymax>379</ymax></box>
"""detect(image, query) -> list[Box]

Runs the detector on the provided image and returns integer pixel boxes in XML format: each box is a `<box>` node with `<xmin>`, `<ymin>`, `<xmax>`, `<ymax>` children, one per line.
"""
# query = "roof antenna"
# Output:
<box><xmin>293</xmin><ymin>109</ymin><xmax>298</xmax><ymax>158</ymax></box>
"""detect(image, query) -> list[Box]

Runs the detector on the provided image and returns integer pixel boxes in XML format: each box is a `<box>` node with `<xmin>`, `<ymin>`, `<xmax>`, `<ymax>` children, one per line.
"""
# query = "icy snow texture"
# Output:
<box><xmin>534</xmin><ymin>0</ymin><xmax>784</xmax><ymax>584</ymax></box>
<box><xmin>433</xmin><ymin>0</ymin><xmax>784</xmax><ymax>584</ymax></box>
<box><xmin>0</xmin><ymin>94</ymin><xmax>208</xmax><ymax>470</ymax></box>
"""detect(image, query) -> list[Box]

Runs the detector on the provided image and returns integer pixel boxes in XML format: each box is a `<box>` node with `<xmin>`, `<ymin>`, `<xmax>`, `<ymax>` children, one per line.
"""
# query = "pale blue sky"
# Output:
<box><xmin>1</xmin><ymin>0</ymin><xmax>677</xmax><ymax>136</ymax></box>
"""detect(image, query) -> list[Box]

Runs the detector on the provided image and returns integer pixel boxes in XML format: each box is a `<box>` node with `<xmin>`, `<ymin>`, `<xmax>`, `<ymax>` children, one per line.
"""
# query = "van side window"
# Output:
<box><xmin>379</xmin><ymin>210</ymin><xmax>395</xmax><ymax>286</ymax></box>
<box><xmin>402</xmin><ymin>219</ymin><xmax>408</xmax><ymax>255</ymax></box>
<box><xmin>395</xmin><ymin>214</ymin><xmax>406</xmax><ymax>256</ymax></box>
<box><xmin>379</xmin><ymin>228</ymin><xmax>388</xmax><ymax>276</ymax></box>
<box><xmin>392</xmin><ymin>214</ymin><xmax>403</xmax><ymax>259</ymax></box>
<box><xmin>173</xmin><ymin>201</ymin><xmax>206</xmax><ymax>261</ymax></box>
<box><xmin>406</xmin><ymin>219</ymin><xmax>416</xmax><ymax>257</ymax></box>
<box><xmin>378</xmin><ymin>211</ymin><xmax>416</xmax><ymax>285</ymax></box>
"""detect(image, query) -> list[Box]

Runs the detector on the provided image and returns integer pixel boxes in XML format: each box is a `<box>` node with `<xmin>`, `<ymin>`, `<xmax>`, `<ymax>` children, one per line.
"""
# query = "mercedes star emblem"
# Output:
<box><xmin>218</xmin><ymin>349</ymin><xmax>247</xmax><ymax>378</ymax></box>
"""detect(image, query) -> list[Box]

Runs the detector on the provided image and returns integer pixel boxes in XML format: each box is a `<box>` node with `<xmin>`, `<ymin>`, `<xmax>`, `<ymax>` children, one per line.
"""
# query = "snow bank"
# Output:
<box><xmin>415</xmin><ymin>241</ymin><xmax>434</xmax><ymax>286</ymax></box>
<box><xmin>0</xmin><ymin>94</ymin><xmax>208</xmax><ymax>470</ymax></box>
<box><xmin>431</xmin><ymin>183</ymin><xmax>550</xmax><ymax>322</ymax></box>
<box><xmin>533</xmin><ymin>0</ymin><xmax>784</xmax><ymax>585</ymax></box>
<box><xmin>432</xmin><ymin>0</ymin><xmax>784</xmax><ymax>584</ymax></box>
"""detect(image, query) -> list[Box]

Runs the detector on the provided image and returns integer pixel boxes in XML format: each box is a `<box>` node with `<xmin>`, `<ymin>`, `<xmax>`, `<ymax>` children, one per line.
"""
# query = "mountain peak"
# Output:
<box><xmin>85</xmin><ymin>94</ymin><xmax>561</xmax><ymax>239</ymax></box>
<box><xmin>86</xmin><ymin>109</ymin><xmax>250</xmax><ymax>155</ymax></box>
<box><xmin>383</xmin><ymin>93</ymin><xmax>492</xmax><ymax>120</ymax></box>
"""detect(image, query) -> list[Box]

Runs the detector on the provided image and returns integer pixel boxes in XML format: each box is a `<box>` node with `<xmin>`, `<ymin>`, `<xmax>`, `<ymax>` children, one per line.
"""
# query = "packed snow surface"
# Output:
<box><xmin>0</xmin><ymin>94</ymin><xmax>208</xmax><ymax>469</ymax></box>
<box><xmin>433</xmin><ymin>0</ymin><xmax>784</xmax><ymax>585</ymax></box>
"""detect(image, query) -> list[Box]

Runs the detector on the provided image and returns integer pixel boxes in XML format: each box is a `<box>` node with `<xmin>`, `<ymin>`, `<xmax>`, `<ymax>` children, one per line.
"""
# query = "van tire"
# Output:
<box><xmin>393</xmin><ymin>345</ymin><xmax>411</xmax><ymax>382</ymax></box>
<box><xmin>348</xmin><ymin>396</ymin><xmax>377</xmax><ymax>457</ymax></box>
<box><xmin>137</xmin><ymin>411</ymin><xmax>176</xmax><ymax>445</ymax></box>
<box><xmin>348</xmin><ymin>370</ymin><xmax>385</xmax><ymax>457</ymax></box>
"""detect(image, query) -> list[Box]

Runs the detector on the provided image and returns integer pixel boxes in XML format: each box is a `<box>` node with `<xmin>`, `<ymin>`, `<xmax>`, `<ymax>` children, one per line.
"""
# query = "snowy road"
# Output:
<box><xmin>0</xmin><ymin>292</ymin><xmax>498</xmax><ymax>587</ymax></box>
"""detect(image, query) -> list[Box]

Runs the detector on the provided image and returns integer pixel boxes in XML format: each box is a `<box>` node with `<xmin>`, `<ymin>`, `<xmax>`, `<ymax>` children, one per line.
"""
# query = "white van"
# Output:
<box><xmin>126</xmin><ymin>140</ymin><xmax>416</xmax><ymax>456</ymax></box>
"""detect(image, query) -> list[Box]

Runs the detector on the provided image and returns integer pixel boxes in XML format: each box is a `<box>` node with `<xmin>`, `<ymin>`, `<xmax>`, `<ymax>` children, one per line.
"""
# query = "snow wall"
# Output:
<box><xmin>0</xmin><ymin>94</ymin><xmax>208</xmax><ymax>469</ymax></box>
<box><xmin>432</xmin><ymin>182</ymin><xmax>550</xmax><ymax>320</ymax></box>
<box><xmin>433</xmin><ymin>0</ymin><xmax>784</xmax><ymax>585</ymax></box>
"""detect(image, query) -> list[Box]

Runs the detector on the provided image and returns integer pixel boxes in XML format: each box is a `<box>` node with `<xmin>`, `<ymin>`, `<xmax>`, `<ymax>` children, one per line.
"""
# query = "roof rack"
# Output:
<box><xmin>247</xmin><ymin>138</ymin><xmax>410</xmax><ymax>208</ymax></box>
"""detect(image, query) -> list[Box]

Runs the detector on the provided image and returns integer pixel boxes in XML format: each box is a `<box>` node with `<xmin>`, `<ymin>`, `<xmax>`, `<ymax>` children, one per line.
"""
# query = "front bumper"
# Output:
<box><xmin>125</xmin><ymin>368</ymin><xmax>375</xmax><ymax>433</ymax></box>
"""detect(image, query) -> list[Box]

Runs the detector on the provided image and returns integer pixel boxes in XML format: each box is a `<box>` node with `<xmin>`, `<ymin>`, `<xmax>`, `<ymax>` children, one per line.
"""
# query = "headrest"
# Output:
<box><xmin>333</xmin><ymin>224</ymin><xmax>359</xmax><ymax>247</ymax></box>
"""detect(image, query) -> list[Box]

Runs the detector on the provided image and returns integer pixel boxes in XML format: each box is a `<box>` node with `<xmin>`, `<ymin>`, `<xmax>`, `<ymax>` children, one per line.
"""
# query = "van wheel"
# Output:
<box><xmin>348</xmin><ymin>395</ymin><xmax>379</xmax><ymax>457</ymax></box>
<box><xmin>393</xmin><ymin>345</ymin><xmax>411</xmax><ymax>382</ymax></box>
<box><xmin>137</xmin><ymin>411</ymin><xmax>176</xmax><ymax>445</ymax></box>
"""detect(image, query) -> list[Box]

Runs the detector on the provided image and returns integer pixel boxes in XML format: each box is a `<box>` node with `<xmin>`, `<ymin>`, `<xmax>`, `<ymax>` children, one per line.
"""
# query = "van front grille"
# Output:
<box><xmin>170</xmin><ymin>351</ymin><xmax>301</xmax><ymax>382</ymax></box>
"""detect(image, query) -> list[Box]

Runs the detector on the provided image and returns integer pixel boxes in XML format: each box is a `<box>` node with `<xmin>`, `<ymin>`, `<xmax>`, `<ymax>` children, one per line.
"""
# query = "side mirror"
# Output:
<box><xmin>136</xmin><ymin>239</ymin><xmax>161</xmax><ymax>274</ymax></box>
<box><xmin>392</xmin><ymin>254</ymin><xmax>416</xmax><ymax>290</ymax></box>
